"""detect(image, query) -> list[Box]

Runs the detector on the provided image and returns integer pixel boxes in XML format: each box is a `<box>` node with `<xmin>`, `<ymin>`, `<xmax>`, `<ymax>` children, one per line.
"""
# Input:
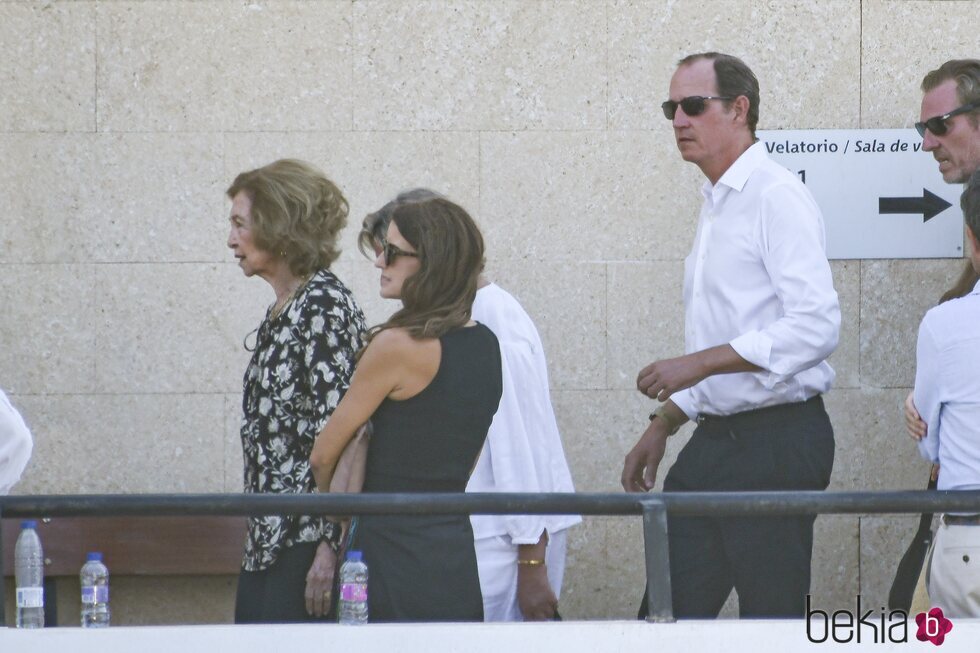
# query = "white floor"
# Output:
<box><xmin>1</xmin><ymin>619</ymin><xmax>977</xmax><ymax>653</ymax></box>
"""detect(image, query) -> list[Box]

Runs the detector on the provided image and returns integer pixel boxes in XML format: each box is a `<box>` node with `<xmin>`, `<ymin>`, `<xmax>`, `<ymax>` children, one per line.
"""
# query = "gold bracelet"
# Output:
<box><xmin>517</xmin><ymin>559</ymin><xmax>545</xmax><ymax>566</ymax></box>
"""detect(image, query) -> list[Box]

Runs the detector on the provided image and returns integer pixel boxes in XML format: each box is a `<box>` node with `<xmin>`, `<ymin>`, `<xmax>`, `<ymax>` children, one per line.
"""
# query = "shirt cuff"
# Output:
<box><xmin>729</xmin><ymin>331</ymin><xmax>772</xmax><ymax>370</ymax></box>
<box><xmin>670</xmin><ymin>389</ymin><xmax>697</xmax><ymax>421</ymax></box>
<box><xmin>510</xmin><ymin>527</ymin><xmax>548</xmax><ymax>546</ymax></box>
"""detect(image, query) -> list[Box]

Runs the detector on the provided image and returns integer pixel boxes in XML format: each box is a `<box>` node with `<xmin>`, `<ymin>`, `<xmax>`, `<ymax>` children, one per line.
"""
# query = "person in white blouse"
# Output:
<box><xmin>359</xmin><ymin>189</ymin><xmax>580</xmax><ymax>621</ymax></box>
<box><xmin>0</xmin><ymin>388</ymin><xmax>33</xmax><ymax>495</ymax></box>
<box><xmin>622</xmin><ymin>53</ymin><xmax>840</xmax><ymax>618</ymax></box>
<box><xmin>911</xmin><ymin>173</ymin><xmax>980</xmax><ymax>617</ymax></box>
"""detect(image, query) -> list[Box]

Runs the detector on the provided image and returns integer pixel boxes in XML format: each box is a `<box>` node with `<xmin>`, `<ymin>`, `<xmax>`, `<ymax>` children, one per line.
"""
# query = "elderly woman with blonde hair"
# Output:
<box><xmin>227</xmin><ymin>159</ymin><xmax>366</xmax><ymax>623</ymax></box>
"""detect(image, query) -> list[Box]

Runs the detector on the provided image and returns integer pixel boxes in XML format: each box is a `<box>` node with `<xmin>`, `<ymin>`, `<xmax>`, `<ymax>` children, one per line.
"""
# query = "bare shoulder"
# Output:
<box><xmin>362</xmin><ymin>328</ymin><xmax>437</xmax><ymax>364</ymax></box>
<box><xmin>368</xmin><ymin>327</ymin><xmax>421</xmax><ymax>351</ymax></box>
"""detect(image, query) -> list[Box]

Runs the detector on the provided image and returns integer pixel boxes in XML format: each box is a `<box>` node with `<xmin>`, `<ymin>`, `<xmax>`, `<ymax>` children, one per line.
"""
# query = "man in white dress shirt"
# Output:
<box><xmin>622</xmin><ymin>52</ymin><xmax>840</xmax><ymax>618</ymax></box>
<box><xmin>0</xmin><ymin>388</ymin><xmax>33</xmax><ymax>495</ymax></box>
<box><xmin>913</xmin><ymin>172</ymin><xmax>980</xmax><ymax>618</ymax></box>
<box><xmin>360</xmin><ymin>190</ymin><xmax>580</xmax><ymax>621</ymax></box>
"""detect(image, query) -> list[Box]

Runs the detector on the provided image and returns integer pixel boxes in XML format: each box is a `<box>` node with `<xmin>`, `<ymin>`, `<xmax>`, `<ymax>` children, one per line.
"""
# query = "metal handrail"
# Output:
<box><xmin>3</xmin><ymin>490</ymin><xmax>979</xmax><ymax>625</ymax></box>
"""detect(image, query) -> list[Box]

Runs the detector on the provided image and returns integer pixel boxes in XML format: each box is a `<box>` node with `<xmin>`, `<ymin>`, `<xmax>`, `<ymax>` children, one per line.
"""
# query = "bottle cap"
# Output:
<box><xmin>346</xmin><ymin>550</ymin><xmax>363</xmax><ymax>562</ymax></box>
<box><xmin>21</xmin><ymin>520</ymin><xmax>37</xmax><ymax>529</ymax></box>
<box><xmin>87</xmin><ymin>552</ymin><xmax>103</xmax><ymax>561</ymax></box>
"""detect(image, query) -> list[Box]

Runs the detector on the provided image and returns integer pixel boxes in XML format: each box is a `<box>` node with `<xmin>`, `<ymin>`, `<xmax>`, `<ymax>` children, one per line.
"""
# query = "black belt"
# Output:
<box><xmin>943</xmin><ymin>514</ymin><xmax>980</xmax><ymax>526</ymax></box>
<box><xmin>696</xmin><ymin>395</ymin><xmax>824</xmax><ymax>426</ymax></box>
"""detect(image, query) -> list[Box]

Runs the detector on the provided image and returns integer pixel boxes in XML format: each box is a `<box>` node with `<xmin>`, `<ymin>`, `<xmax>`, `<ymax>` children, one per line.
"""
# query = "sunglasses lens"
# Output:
<box><xmin>927</xmin><ymin>117</ymin><xmax>947</xmax><ymax>136</ymax></box>
<box><xmin>661</xmin><ymin>101</ymin><xmax>676</xmax><ymax>120</ymax></box>
<box><xmin>915</xmin><ymin>117</ymin><xmax>948</xmax><ymax>138</ymax></box>
<box><xmin>680</xmin><ymin>97</ymin><xmax>707</xmax><ymax>117</ymax></box>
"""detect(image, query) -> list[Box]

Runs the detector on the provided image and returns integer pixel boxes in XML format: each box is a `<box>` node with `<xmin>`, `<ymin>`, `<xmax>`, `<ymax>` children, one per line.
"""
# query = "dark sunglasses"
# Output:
<box><xmin>915</xmin><ymin>101</ymin><xmax>980</xmax><ymax>137</ymax></box>
<box><xmin>661</xmin><ymin>95</ymin><xmax>735</xmax><ymax>120</ymax></box>
<box><xmin>382</xmin><ymin>241</ymin><xmax>418</xmax><ymax>267</ymax></box>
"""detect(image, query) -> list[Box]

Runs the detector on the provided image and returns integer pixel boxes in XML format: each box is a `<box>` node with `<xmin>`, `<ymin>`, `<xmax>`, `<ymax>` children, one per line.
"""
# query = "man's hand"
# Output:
<box><xmin>305</xmin><ymin>541</ymin><xmax>338</xmax><ymax>617</ymax></box>
<box><xmin>517</xmin><ymin>564</ymin><xmax>558</xmax><ymax>620</ymax></box>
<box><xmin>637</xmin><ymin>345</ymin><xmax>759</xmax><ymax>401</ymax></box>
<box><xmin>637</xmin><ymin>353</ymin><xmax>707</xmax><ymax>402</ymax></box>
<box><xmin>622</xmin><ymin>418</ymin><xmax>670</xmax><ymax>492</ymax></box>
<box><xmin>904</xmin><ymin>391</ymin><xmax>927</xmax><ymax>441</ymax></box>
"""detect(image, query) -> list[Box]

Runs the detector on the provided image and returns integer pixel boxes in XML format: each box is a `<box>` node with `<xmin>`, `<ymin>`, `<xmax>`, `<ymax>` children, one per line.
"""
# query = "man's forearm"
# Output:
<box><xmin>696</xmin><ymin>343</ymin><xmax>762</xmax><ymax>376</ymax></box>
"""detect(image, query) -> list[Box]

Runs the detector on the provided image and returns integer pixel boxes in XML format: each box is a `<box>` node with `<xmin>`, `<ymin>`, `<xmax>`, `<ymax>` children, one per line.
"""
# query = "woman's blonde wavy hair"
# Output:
<box><xmin>366</xmin><ymin>196</ymin><xmax>485</xmax><ymax>345</ymax></box>
<box><xmin>226</xmin><ymin>159</ymin><xmax>348</xmax><ymax>276</ymax></box>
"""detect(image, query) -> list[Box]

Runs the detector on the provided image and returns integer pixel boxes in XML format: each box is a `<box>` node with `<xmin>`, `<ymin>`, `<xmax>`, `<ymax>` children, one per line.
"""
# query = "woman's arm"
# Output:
<box><xmin>310</xmin><ymin>329</ymin><xmax>412</xmax><ymax>490</ymax></box>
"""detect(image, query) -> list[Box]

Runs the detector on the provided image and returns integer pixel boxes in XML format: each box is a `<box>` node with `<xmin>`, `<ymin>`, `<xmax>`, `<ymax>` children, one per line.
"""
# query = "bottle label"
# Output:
<box><xmin>340</xmin><ymin>582</ymin><xmax>367</xmax><ymax>602</ymax></box>
<box><xmin>16</xmin><ymin>587</ymin><xmax>44</xmax><ymax>608</ymax></box>
<box><xmin>81</xmin><ymin>585</ymin><xmax>109</xmax><ymax>604</ymax></box>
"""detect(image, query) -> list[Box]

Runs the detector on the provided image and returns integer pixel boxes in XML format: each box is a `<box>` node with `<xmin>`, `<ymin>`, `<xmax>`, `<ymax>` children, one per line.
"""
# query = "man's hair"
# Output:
<box><xmin>226</xmin><ymin>159</ymin><xmax>348</xmax><ymax>276</ymax></box>
<box><xmin>358</xmin><ymin>188</ymin><xmax>444</xmax><ymax>258</ymax></box>
<box><xmin>963</xmin><ymin>169</ymin><xmax>980</xmax><ymax>242</ymax></box>
<box><xmin>678</xmin><ymin>52</ymin><xmax>760</xmax><ymax>136</ymax></box>
<box><xmin>921</xmin><ymin>59</ymin><xmax>980</xmax><ymax>127</ymax></box>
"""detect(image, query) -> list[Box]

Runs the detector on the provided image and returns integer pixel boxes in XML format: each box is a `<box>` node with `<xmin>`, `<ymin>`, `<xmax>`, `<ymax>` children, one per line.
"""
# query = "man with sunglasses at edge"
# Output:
<box><xmin>622</xmin><ymin>52</ymin><xmax>840</xmax><ymax>619</ymax></box>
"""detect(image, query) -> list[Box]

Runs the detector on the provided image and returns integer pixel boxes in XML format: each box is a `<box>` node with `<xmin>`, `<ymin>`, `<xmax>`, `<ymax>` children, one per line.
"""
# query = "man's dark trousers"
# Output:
<box><xmin>643</xmin><ymin>395</ymin><xmax>834</xmax><ymax>619</ymax></box>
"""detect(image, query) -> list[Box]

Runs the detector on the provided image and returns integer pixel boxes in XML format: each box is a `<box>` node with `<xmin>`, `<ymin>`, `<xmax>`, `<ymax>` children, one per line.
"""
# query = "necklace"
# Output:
<box><xmin>270</xmin><ymin>273</ymin><xmax>312</xmax><ymax>321</ymax></box>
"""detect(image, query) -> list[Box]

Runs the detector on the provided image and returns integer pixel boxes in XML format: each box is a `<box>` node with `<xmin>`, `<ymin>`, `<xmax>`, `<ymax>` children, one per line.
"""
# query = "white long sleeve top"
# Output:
<box><xmin>0</xmin><ymin>388</ymin><xmax>33</xmax><ymax>495</ymax></box>
<box><xmin>670</xmin><ymin>142</ymin><xmax>840</xmax><ymax>420</ymax></box>
<box><xmin>467</xmin><ymin>283</ymin><xmax>581</xmax><ymax>543</ymax></box>
<box><xmin>915</xmin><ymin>279</ymin><xmax>980</xmax><ymax>491</ymax></box>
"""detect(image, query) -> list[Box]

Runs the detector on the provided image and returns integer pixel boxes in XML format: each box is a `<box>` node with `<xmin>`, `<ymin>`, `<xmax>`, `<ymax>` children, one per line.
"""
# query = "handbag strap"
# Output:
<box><xmin>915</xmin><ymin>470</ymin><xmax>938</xmax><ymax>535</ymax></box>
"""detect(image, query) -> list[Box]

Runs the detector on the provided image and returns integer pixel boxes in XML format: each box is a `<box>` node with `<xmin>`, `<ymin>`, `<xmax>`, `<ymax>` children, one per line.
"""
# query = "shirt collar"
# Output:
<box><xmin>701</xmin><ymin>140</ymin><xmax>767</xmax><ymax>199</ymax></box>
<box><xmin>972</xmin><ymin>277</ymin><xmax>980</xmax><ymax>295</ymax></box>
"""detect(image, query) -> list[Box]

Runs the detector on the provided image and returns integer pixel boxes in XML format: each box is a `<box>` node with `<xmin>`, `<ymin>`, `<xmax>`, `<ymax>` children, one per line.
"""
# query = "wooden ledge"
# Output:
<box><xmin>1</xmin><ymin>516</ymin><xmax>246</xmax><ymax>577</ymax></box>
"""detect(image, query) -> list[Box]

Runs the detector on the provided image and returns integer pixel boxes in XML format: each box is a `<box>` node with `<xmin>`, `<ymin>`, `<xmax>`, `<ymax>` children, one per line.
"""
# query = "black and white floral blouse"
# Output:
<box><xmin>239</xmin><ymin>269</ymin><xmax>366</xmax><ymax>572</ymax></box>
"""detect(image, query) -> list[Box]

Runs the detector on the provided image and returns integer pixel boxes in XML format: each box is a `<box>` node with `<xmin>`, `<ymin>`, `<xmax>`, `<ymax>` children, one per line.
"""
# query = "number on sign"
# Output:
<box><xmin>797</xmin><ymin>170</ymin><xmax>806</xmax><ymax>184</ymax></box>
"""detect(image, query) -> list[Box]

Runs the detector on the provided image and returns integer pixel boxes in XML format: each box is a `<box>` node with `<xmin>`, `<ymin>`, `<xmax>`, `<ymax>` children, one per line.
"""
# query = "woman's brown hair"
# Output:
<box><xmin>367</xmin><ymin>197</ymin><xmax>485</xmax><ymax>344</ymax></box>
<box><xmin>940</xmin><ymin>261</ymin><xmax>980</xmax><ymax>304</ymax></box>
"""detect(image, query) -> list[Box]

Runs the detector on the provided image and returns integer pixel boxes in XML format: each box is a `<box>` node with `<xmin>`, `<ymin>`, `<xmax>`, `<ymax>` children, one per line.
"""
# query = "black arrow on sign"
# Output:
<box><xmin>878</xmin><ymin>189</ymin><xmax>952</xmax><ymax>222</ymax></box>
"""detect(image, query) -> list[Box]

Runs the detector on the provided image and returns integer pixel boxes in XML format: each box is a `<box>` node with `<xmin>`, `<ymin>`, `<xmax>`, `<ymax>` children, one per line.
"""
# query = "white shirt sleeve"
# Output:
<box><xmin>728</xmin><ymin>181</ymin><xmax>840</xmax><ymax>386</ymax></box>
<box><xmin>0</xmin><ymin>389</ymin><xmax>33</xmax><ymax>495</ymax></box>
<box><xmin>670</xmin><ymin>388</ymin><xmax>698</xmax><ymax>422</ymax></box>
<box><xmin>914</xmin><ymin>314</ymin><xmax>942</xmax><ymax>464</ymax></box>
<box><xmin>468</xmin><ymin>285</ymin><xmax>580</xmax><ymax>543</ymax></box>
<box><xmin>481</xmin><ymin>341</ymin><xmax>553</xmax><ymax>543</ymax></box>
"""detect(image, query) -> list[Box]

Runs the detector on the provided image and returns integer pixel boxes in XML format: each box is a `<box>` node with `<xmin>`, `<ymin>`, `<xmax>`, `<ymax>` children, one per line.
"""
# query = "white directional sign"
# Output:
<box><xmin>757</xmin><ymin>129</ymin><xmax>964</xmax><ymax>259</ymax></box>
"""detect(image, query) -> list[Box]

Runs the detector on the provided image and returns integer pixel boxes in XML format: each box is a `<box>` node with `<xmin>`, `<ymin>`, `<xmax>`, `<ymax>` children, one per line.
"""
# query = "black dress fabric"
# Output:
<box><xmin>351</xmin><ymin>323</ymin><xmax>502</xmax><ymax>622</ymax></box>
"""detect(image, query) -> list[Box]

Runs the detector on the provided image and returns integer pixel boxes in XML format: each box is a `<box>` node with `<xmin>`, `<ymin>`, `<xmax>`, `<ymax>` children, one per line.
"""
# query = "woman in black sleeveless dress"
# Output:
<box><xmin>311</xmin><ymin>196</ymin><xmax>502</xmax><ymax>622</ymax></box>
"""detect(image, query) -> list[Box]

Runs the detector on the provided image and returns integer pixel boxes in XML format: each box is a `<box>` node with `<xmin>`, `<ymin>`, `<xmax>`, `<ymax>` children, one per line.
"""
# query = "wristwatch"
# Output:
<box><xmin>649</xmin><ymin>405</ymin><xmax>681</xmax><ymax>436</ymax></box>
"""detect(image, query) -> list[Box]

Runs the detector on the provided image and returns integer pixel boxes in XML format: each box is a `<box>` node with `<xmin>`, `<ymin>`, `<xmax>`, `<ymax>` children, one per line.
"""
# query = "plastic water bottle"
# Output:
<box><xmin>14</xmin><ymin>520</ymin><xmax>44</xmax><ymax>628</ymax></box>
<box><xmin>80</xmin><ymin>552</ymin><xmax>111</xmax><ymax>627</ymax></box>
<box><xmin>338</xmin><ymin>550</ymin><xmax>368</xmax><ymax>624</ymax></box>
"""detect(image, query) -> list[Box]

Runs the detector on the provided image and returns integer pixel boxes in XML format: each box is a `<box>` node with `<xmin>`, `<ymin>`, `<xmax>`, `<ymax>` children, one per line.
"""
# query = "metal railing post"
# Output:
<box><xmin>641</xmin><ymin>499</ymin><xmax>673</xmax><ymax>623</ymax></box>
